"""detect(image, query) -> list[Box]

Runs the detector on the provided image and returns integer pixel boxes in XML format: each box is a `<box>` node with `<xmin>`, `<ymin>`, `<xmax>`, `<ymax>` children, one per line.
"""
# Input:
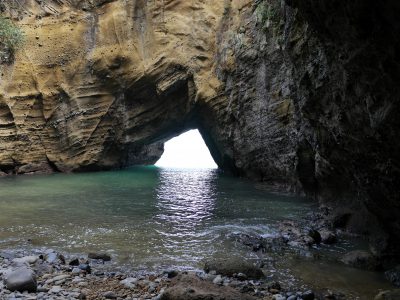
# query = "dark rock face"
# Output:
<box><xmin>211</xmin><ymin>0</ymin><xmax>400</xmax><ymax>257</ymax></box>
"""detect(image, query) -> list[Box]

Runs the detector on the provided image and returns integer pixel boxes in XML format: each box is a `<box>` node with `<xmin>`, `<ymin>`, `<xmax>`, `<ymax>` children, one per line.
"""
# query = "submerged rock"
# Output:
<box><xmin>88</xmin><ymin>252</ymin><xmax>111</xmax><ymax>261</ymax></box>
<box><xmin>5</xmin><ymin>266</ymin><xmax>37</xmax><ymax>292</ymax></box>
<box><xmin>340</xmin><ymin>250</ymin><xmax>381</xmax><ymax>270</ymax></box>
<box><xmin>204</xmin><ymin>258</ymin><xmax>264</xmax><ymax>279</ymax></box>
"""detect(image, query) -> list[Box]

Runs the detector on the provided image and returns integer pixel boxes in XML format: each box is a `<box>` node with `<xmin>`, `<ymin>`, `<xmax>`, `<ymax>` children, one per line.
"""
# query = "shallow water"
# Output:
<box><xmin>0</xmin><ymin>167</ymin><xmax>392</xmax><ymax>297</ymax></box>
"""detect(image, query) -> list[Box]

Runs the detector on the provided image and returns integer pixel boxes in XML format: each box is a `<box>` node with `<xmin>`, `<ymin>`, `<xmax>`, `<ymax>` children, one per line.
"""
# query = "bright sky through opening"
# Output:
<box><xmin>155</xmin><ymin>130</ymin><xmax>218</xmax><ymax>169</ymax></box>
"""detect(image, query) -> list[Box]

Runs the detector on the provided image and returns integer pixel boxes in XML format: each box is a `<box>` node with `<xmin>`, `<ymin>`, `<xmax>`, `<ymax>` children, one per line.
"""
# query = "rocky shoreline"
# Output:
<box><xmin>0</xmin><ymin>248</ymin><xmax>329</xmax><ymax>300</ymax></box>
<box><xmin>1</xmin><ymin>248</ymin><xmax>399</xmax><ymax>300</ymax></box>
<box><xmin>1</xmin><ymin>208</ymin><xmax>400</xmax><ymax>300</ymax></box>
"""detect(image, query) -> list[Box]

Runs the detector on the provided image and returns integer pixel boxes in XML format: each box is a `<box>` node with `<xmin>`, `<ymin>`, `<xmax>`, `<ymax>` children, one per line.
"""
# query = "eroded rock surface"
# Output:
<box><xmin>0</xmin><ymin>0</ymin><xmax>400</xmax><ymax>255</ymax></box>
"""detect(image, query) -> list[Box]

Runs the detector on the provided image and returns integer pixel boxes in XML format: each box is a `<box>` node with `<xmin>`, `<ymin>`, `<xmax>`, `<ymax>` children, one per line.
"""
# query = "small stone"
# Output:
<box><xmin>37</xmin><ymin>287</ymin><xmax>49</xmax><ymax>293</ymax></box>
<box><xmin>120</xmin><ymin>277</ymin><xmax>138</xmax><ymax>288</ymax></box>
<box><xmin>103</xmin><ymin>291</ymin><xmax>117</xmax><ymax>299</ymax></box>
<box><xmin>52</xmin><ymin>274</ymin><xmax>70</xmax><ymax>281</ymax></box>
<box><xmin>320</xmin><ymin>230</ymin><xmax>337</xmax><ymax>244</ymax></box>
<box><xmin>49</xmin><ymin>286</ymin><xmax>63</xmax><ymax>293</ymax></box>
<box><xmin>166</xmin><ymin>270</ymin><xmax>179</xmax><ymax>278</ymax></box>
<box><xmin>268</xmin><ymin>281</ymin><xmax>281</xmax><ymax>291</ymax></box>
<box><xmin>213</xmin><ymin>275</ymin><xmax>223</xmax><ymax>285</ymax></box>
<box><xmin>273</xmin><ymin>295</ymin><xmax>286</xmax><ymax>300</ymax></box>
<box><xmin>236</xmin><ymin>272</ymin><xmax>247</xmax><ymax>281</ymax></box>
<box><xmin>69</xmin><ymin>258</ymin><xmax>80</xmax><ymax>266</ymax></box>
<box><xmin>45</xmin><ymin>252</ymin><xmax>58</xmax><ymax>264</ymax></box>
<box><xmin>72</xmin><ymin>267</ymin><xmax>81</xmax><ymax>274</ymax></box>
<box><xmin>77</xmin><ymin>282</ymin><xmax>88</xmax><ymax>287</ymax></box>
<box><xmin>78</xmin><ymin>264</ymin><xmax>91</xmax><ymax>273</ymax></box>
<box><xmin>88</xmin><ymin>253</ymin><xmax>111</xmax><ymax>261</ymax></box>
<box><xmin>308</xmin><ymin>229</ymin><xmax>322</xmax><ymax>244</ymax></box>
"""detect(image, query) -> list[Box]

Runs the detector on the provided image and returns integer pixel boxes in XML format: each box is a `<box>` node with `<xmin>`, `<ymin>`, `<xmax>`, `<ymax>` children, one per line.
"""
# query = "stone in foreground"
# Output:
<box><xmin>204</xmin><ymin>258</ymin><xmax>264</xmax><ymax>279</ymax></box>
<box><xmin>160</xmin><ymin>274</ymin><xmax>256</xmax><ymax>300</ymax></box>
<box><xmin>5</xmin><ymin>266</ymin><xmax>37</xmax><ymax>292</ymax></box>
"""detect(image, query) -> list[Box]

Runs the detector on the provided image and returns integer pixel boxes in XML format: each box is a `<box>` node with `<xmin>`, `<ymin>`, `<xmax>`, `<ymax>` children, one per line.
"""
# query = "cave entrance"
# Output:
<box><xmin>155</xmin><ymin>129</ymin><xmax>218</xmax><ymax>169</ymax></box>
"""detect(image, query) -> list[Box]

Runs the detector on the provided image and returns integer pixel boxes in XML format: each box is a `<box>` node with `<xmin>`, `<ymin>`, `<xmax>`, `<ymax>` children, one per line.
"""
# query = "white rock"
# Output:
<box><xmin>49</xmin><ymin>285</ymin><xmax>63</xmax><ymax>293</ymax></box>
<box><xmin>212</xmin><ymin>275</ymin><xmax>223</xmax><ymax>285</ymax></box>
<box><xmin>12</xmin><ymin>256</ymin><xmax>39</xmax><ymax>265</ymax></box>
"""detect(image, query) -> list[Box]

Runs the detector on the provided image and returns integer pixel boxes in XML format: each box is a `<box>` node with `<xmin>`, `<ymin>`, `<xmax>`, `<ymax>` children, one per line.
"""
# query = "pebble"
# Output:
<box><xmin>103</xmin><ymin>291</ymin><xmax>117</xmax><ymax>299</ymax></box>
<box><xmin>212</xmin><ymin>275</ymin><xmax>223</xmax><ymax>285</ymax></box>
<box><xmin>49</xmin><ymin>286</ymin><xmax>63</xmax><ymax>293</ymax></box>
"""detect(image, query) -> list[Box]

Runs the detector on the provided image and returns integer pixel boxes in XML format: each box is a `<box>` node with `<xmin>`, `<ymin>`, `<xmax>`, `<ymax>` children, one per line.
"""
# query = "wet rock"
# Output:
<box><xmin>235</xmin><ymin>234</ymin><xmax>265</xmax><ymax>252</ymax></box>
<box><xmin>204</xmin><ymin>258</ymin><xmax>264</xmax><ymax>279</ymax></box>
<box><xmin>78</xmin><ymin>264</ymin><xmax>91</xmax><ymax>273</ymax></box>
<box><xmin>166</xmin><ymin>270</ymin><xmax>179</xmax><ymax>279</ymax></box>
<box><xmin>69</xmin><ymin>258</ymin><xmax>80</xmax><ymax>266</ymax></box>
<box><xmin>235</xmin><ymin>272</ymin><xmax>247</xmax><ymax>281</ymax></box>
<box><xmin>308</xmin><ymin>229</ymin><xmax>322</xmax><ymax>244</ymax></box>
<box><xmin>301</xmin><ymin>290</ymin><xmax>315</xmax><ymax>300</ymax></box>
<box><xmin>88</xmin><ymin>252</ymin><xmax>111</xmax><ymax>261</ymax></box>
<box><xmin>120</xmin><ymin>277</ymin><xmax>138</xmax><ymax>288</ymax></box>
<box><xmin>374</xmin><ymin>289</ymin><xmax>400</xmax><ymax>300</ymax></box>
<box><xmin>49</xmin><ymin>285</ymin><xmax>63</xmax><ymax>293</ymax></box>
<box><xmin>385</xmin><ymin>265</ymin><xmax>400</xmax><ymax>287</ymax></box>
<box><xmin>268</xmin><ymin>281</ymin><xmax>282</xmax><ymax>292</ymax></box>
<box><xmin>319</xmin><ymin>230</ymin><xmax>337</xmax><ymax>244</ymax></box>
<box><xmin>212</xmin><ymin>275</ymin><xmax>223</xmax><ymax>285</ymax></box>
<box><xmin>160</xmin><ymin>274</ymin><xmax>257</xmax><ymax>300</ymax></box>
<box><xmin>340</xmin><ymin>250</ymin><xmax>380</xmax><ymax>270</ymax></box>
<box><xmin>5</xmin><ymin>267</ymin><xmax>37</xmax><ymax>292</ymax></box>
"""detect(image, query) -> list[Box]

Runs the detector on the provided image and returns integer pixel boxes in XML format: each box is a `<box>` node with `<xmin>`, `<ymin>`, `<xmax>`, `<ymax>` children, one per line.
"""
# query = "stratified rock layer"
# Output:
<box><xmin>0</xmin><ymin>0</ymin><xmax>399</xmax><ymax>255</ymax></box>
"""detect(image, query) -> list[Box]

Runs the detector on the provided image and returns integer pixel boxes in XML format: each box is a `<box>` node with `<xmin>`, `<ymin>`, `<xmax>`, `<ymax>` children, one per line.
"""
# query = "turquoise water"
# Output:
<box><xmin>0</xmin><ymin>167</ymin><xmax>393</xmax><ymax>297</ymax></box>
<box><xmin>0</xmin><ymin>166</ymin><xmax>313</xmax><ymax>268</ymax></box>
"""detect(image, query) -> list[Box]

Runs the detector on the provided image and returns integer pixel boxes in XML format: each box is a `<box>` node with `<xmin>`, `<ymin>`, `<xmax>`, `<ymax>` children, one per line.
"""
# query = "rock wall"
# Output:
<box><xmin>0</xmin><ymin>0</ymin><xmax>399</xmax><ymax>255</ymax></box>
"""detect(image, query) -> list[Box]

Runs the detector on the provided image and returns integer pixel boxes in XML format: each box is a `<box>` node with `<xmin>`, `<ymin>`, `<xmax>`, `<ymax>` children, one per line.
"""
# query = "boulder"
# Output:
<box><xmin>160</xmin><ymin>274</ymin><xmax>257</xmax><ymax>300</ymax></box>
<box><xmin>204</xmin><ymin>258</ymin><xmax>264</xmax><ymax>279</ymax></box>
<box><xmin>5</xmin><ymin>267</ymin><xmax>37</xmax><ymax>292</ymax></box>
